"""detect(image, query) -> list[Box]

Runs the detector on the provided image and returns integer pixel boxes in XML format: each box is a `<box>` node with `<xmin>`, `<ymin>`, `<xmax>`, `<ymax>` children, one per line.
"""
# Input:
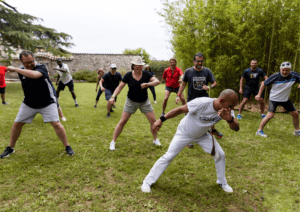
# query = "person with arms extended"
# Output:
<box><xmin>255</xmin><ymin>62</ymin><xmax>300</xmax><ymax>137</ymax></box>
<box><xmin>141</xmin><ymin>89</ymin><xmax>239</xmax><ymax>193</ymax></box>
<box><xmin>0</xmin><ymin>50</ymin><xmax>74</xmax><ymax>158</ymax></box>
<box><xmin>145</xmin><ymin>65</ymin><xmax>157</xmax><ymax>104</ymax></box>
<box><xmin>161</xmin><ymin>58</ymin><xmax>186</xmax><ymax>116</ymax></box>
<box><xmin>108</xmin><ymin>56</ymin><xmax>160</xmax><ymax>150</ymax></box>
<box><xmin>237</xmin><ymin>59</ymin><xmax>268</xmax><ymax>119</ymax></box>
<box><xmin>54</xmin><ymin>58</ymin><xmax>79</xmax><ymax>107</ymax></box>
<box><xmin>0</xmin><ymin>65</ymin><xmax>9</xmax><ymax>105</ymax></box>
<box><xmin>100</xmin><ymin>64</ymin><xmax>122</xmax><ymax>118</ymax></box>
<box><xmin>94</xmin><ymin>68</ymin><xmax>105</xmax><ymax>108</ymax></box>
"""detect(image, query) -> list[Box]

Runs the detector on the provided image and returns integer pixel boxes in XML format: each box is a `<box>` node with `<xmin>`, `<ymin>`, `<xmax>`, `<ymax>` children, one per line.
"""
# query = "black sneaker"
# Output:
<box><xmin>107</xmin><ymin>113</ymin><xmax>111</xmax><ymax>118</ymax></box>
<box><xmin>187</xmin><ymin>144</ymin><xmax>194</xmax><ymax>148</ymax></box>
<box><xmin>113</xmin><ymin>105</ymin><xmax>116</xmax><ymax>108</ymax></box>
<box><xmin>94</xmin><ymin>105</ymin><xmax>97</xmax><ymax>108</ymax></box>
<box><xmin>110</xmin><ymin>109</ymin><xmax>114</xmax><ymax>112</ymax></box>
<box><xmin>75</xmin><ymin>104</ymin><xmax>79</xmax><ymax>107</ymax></box>
<box><xmin>211</xmin><ymin>129</ymin><xmax>223</xmax><ymax>138</ymax></box>
<box><xmin>2</xmin><ymin>102</ymin><xmax>9</xmax><ymax>105</ymax></box>
<box><xmin>65</xmin><ymin>146</ymin><xmax>75</xmax><ymax>156</ymax></box>
<box><xmin>1</xmin><ymin>146</ymin><xmax>15</xmax><ymax>158</ymax></box>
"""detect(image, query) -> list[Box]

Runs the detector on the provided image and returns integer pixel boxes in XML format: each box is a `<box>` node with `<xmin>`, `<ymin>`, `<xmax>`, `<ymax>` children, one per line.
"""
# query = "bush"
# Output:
<box><xmin>72</xmin><ymin>69</ymin><xmax>97</xmax><ymax>82</ymax></box>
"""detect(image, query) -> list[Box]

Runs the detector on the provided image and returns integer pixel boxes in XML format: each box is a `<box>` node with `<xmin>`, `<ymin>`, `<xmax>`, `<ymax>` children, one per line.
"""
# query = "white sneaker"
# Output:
<box><xmin>141</xmin><ymin>181</ymin><xmax>151</xmax><ymax>193</ymax></box>
<box><xmin>154</xmin><ymin>101</ymin><xmax>157</xmax><ymax>104</ymax></box>
<box><xmin>153</xmin><ymin>138</ymin><xmax>161</xmax><ymax>146</ymax></box>
<box><xmin>109</xmin><ymin>141</ymin><xmax>115</xmax><ymax>150</ymax></box>
<box><xmin>293</xmin><ymin>131</ymin><xmax>300</xmax><ymax>137</ymax></box>
<box><xmin>221</xmin><ymin>184</ymin><xmax>233</xmax><ymax>193</ymax></box>
<box><xmin>256</xmin><ymin>130</ymin><xmax>268</xmax><ymax>137</ymax></box>
<box><xmin>61</xmin><ymin>117</ymin><xmax>67</xmax><ymax>121</ymax></box>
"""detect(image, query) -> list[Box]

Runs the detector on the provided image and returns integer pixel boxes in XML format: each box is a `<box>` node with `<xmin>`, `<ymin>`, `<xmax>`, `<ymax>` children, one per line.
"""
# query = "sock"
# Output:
<box><xmin>74</xmin><ymin>98</ymin><xmax>78</xmax><ymax>104</ymax></box>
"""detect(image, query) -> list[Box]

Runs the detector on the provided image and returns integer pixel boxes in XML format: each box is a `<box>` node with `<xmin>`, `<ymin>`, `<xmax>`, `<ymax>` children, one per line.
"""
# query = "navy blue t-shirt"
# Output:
<box><xmin>19</xmin><ymin>63</ymin><xmax>56</xmax><ymax>109</ymax></box>
<box><xmin>242</xmin><ymin>68</ymin><xmax>266</xmax><ymax>88</ymax></box>
<box><xmin>183</xmin><ymin>67</ymin><xmax>215</xmax><ymax>101</ymax></box>
<box><xmin>102</xmin><ymin>72</ymin><xmax>122</xmax><ymax>92</ymax></box>
<box><xmin>122</xmin><ymin>71</ymin><xmax>152</xmax><ymax>102</ymax></box>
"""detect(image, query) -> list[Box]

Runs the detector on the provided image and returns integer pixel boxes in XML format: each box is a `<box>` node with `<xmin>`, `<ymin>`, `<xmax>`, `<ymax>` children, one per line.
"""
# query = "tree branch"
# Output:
<box><xmin>1</xmin><ymin>1</ymin><xmax>19</xmax><ymax>13</ymax></box>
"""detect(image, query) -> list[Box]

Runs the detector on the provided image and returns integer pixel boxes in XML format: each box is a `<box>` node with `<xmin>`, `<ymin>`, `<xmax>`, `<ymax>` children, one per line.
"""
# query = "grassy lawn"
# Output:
<box><xmin>1</xmin><ymin>82</ymin><xmax>300</xmax><ymax>211</ymax></box>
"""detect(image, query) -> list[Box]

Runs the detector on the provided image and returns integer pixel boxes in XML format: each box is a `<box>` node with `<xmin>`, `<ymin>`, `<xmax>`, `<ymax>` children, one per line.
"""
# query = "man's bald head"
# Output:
<box><xmin>218</xmin><ymin>89</ymin><xmax>238</xmax><ymax>106</ymax></box>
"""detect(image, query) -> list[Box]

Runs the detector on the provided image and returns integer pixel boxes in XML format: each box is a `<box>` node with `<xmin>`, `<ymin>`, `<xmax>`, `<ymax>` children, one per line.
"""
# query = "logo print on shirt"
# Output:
<box><xmin>250</xmin><ymin>73</ymin><xmax>258</xmax><ymax>78</ymax></box>
<box><xmin>22</xmin><ymin>76</ymin><xmax>26</xmax><ymax>80</ymax></box>
<box><xmin>193</xmin><ymin>77</ymin><xmax>206</xmax><ymax>90</ymax></box>
<box><xmin>199</xmin><ymin>116</ymin><xmax>222</xmax><ymax>122</ymax></box>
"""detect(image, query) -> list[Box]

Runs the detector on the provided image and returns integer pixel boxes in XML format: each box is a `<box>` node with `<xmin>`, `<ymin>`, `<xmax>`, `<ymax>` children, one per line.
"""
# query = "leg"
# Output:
<box><xmin>144</xmin><ymin>111</ymin><xmax>157</xmax><ymax>141</ymax></box>
<box><xmin>290</xmin><ymin>111</ymin><xmax>299</xmax><ymax>131</ymax></box>
<box><xmin>71</xmin><ymin>91</ymin><xmax>76</xmax><ymax>99</ymax></box>
<box><xmin>259</xmin><ymin>98</ymin><xmax>265</xmax><ymax>115</ymax></box>
<box><xmin>51</xmin><ymin>121</ymin><xmax>69</xmax><ymax>146</ymax></box>
<box><xmin>112</xmin><ymin>111</ymin><xmax>132</xmax><ymax>142</ymax></box>
<box><xmin>149</xmin><ymin>86</ymin><xmax>156</xmax><ymax>101</ymax></box>
<box><xmin>162</xmin><ymin>90</ymin><xmax>171</xmax><ymax>114</ymax></box>
<box><xmin>238</xmin><ymin>97</ymin><xmax>249</xmax><ymax>114</ymax></box>
<box><xmin>95</xmin><ymin>90</ymin><xmax>102</xmax><ymax>106</ymax></box>
<box><xmin>258</xmin><ymin>112</ymin><xmax>275</xmax><ymax>130</ymax></box>
<box><xmin>1</xmin><ymin>93</ymin><xmax>5</xmax><ymax>103</ymax></box>
<box><xmin>56</xmin><ymin>89</ymin><xmax>61</xmax><ymax>99</ymax></box>
<box><xmin>9</xmin><ymin>122</ymin><xmax>26</xmax><ymax>148</ymax></box>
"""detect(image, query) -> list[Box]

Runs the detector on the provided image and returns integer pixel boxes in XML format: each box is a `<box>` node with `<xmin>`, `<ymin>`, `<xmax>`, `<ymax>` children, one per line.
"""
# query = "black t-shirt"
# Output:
<box><xmin>122</xmin><ymin>71</ymin><xmax>153</xmax><ymax>102</ymax></box>
<box><xmin>102</xmin><ymin>72</ymin><xmax>122</xmax><ymax>92</ymax></box>
<box><xmin>183</xmin><ymin>67</ymin><xmax>215</xmax><ymax>101</ymax></box>
<box><xmin>18</xmin><ymin>63</ymin><xmax>56</xmax><ymax>109</ymax></box>
<box><xmin>242</xmin><ymin>68</ymin><xmax>266</xmax><ymax>89</ymax></box>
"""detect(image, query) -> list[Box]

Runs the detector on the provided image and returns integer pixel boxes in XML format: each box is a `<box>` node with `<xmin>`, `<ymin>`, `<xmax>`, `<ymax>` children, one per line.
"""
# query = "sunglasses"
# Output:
<box><xmin>281</xmin><ymin>62</ymin><xmax>291</xmax><ymax>67</ymax></box>
<box><xmin>195</xmin><ymin>60</ymin><xmax>204</xmax><ymax>63</ymax></box>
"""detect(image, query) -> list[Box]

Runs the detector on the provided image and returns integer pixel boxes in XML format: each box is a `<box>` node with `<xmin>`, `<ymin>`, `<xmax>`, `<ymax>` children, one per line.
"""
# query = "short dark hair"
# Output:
<box><xmin>193</xmin><ymin>52</ymin><xmax>204</xmax><ymax>61</ymax></box>
<box><xmin>251</xmin><ymin>59</ymin><xmax>258</xmax><ymax>62</ymax></box>
<box><xmin>169</xmin><ymin>58</ymin><xmax>177</xmax><ymax>64</ymax></box>
<box><xmin>19</xmin><ymin>50</ymin><xmax>34</xmax><ymax>61</ymax></box>
<box><xmin>131</xmin><ymin>64</ymin><xmax>134</xmax><ymax>70</ymax></box>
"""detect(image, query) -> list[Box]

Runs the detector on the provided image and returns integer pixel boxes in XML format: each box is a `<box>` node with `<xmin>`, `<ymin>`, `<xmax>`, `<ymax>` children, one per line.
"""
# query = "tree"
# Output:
<box><xmin>0</xmin><ymin>1</ymin><xmax>74</xmax><ymax>65</ymax></box>
<box><xmin>122</xmin><ymin>48</ymin><xmax>151</xmax><ymax>64</ymax></box>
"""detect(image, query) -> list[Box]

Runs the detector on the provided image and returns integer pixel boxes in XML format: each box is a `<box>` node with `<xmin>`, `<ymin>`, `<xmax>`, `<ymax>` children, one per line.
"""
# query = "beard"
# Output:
<box><xmin>196</xmin><ymin>65</ymin><xmax>202</xmax><ymax>69</ymax></box>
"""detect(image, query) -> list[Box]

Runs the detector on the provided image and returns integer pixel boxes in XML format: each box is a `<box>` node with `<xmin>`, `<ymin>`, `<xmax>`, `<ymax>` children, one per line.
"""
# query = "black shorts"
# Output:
<box><xmin>165</xmin><ymin>86</ymin><xmax>179</xmax><ymax>93</ymax></box>
<box><xmin>0</xmin><ymin>87</ymin><xmax>5</xmax><ymax>94</ymax></box>
<box><xmin>57</xmin><ymin>80</ymin><xmax>74</xmax><ymax>92</ymax></box>
<box><xmin>243</xmin><ymin>87</ymin><xmax>264</xmax><ymax>99</ymax></box>
<box><xmin>104</xmin><ymin>89</ymin><xmax>117</xmax><ymax>102</ymax></box>
<box><xmin>268</xmin><ymin>99</ymin><xmax>296</xmax><ymax>113</ymax></box>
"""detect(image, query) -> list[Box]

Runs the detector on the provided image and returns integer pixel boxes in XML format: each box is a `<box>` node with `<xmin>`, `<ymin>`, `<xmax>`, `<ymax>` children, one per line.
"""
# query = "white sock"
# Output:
<box><xmin>74</xmin><ymin>98</ymin><xmax>78</xmax><ymax>104</ymax></box>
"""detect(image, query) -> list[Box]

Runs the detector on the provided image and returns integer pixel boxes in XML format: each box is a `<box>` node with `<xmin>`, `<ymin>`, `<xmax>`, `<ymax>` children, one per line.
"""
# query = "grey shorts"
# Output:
<box><xmin>123</xmin><ymin>98</ymin><xmax>154</xmax><ymax>114</ymax></box>
<box><xmin>15</xmin><ymin>103</ymin><xmax>60</xmax><ymax>123</ymax></box>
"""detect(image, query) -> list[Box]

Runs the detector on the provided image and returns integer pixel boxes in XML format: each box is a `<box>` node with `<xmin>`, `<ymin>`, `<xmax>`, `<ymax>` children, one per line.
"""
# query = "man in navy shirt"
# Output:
<box><xmin>100</xmin><ymin>64</ymin><xmax>122</xmax><ymax>118</ymax></box>
<box><xmin>237</xmin><ymin>59</ymin><xmax>268</xmax><ymax>119</ymax></box>
<box><xmin>0</xmin><ymin>50</ymin><xmax>74</xmax><ymax>158</ymax></box>
<box><xmin>255</xmin><ymin>62</ymin><xmax>300</xmax><ymax>137</ymax></box>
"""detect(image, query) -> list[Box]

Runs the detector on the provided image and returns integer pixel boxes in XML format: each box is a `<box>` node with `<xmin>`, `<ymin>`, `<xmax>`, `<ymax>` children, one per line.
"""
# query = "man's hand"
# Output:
<box><xmin>202</xmin><ymin>85</ymin><xmax>209</xmax><ymax>91</ymax></box>
<box><xmin>152</xmin><ymin>119</ymin><xmax>163</xmax><ymax>132</ymax></box>
<box><xmin>255</xmin><ymin>95</ymin><xmax>260</xmax><ymax>101</ymax></box>
<box><xmin>218</xmin><ymin>108</ymin><xmax>232</xmax><ymax>121</ymax></box>
<box><xmin>239</xmin><ymin>88</ymin><xmax>243</xmax><ymax>94</ymax></box>
<box><xmin>95</xmin><ymin>88</ymin><xmax>98</xmax><ymax>92</ymax></box>
<box><xmin>101</xmin><ymin>87</ymin><xmax>106</xmax><ymax>92</ymax></box>
<box><xmin>298</xmin><ymin>85</ymin><xmax>300</xmax><ymax>89</ymax></box>
<box><xmin>175</xmin><ymin>96</ymin><xmax>181</xmax><ymax>105</ymax></box>
<box><xmin>141</xmin><ymin>83</ymin><xmax>149</xmax><ymax>89</ymax></box>
<box><xmin>108</xmin><ymin>98</ymin><xmax>115</xmax><ymax>105</ymax></box>
<box><xmin>7</xmin><ymin>66</ymin><xmax>16</xmax><ymax>72</ymax></box>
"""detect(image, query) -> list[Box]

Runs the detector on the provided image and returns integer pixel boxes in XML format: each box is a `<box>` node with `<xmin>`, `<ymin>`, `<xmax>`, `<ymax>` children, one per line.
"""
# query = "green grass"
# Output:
<box><xmin>1</xmin><ymin>83</ymin><xmax>300</xmax><ymax>211</ymax></box>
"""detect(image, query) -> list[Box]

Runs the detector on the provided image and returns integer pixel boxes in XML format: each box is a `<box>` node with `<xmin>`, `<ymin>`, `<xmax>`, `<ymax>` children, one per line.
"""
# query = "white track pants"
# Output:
<box><xmin>144</xmin><ymin>127</ymin><xmax>227</xmax><ymax>186</ymax></box>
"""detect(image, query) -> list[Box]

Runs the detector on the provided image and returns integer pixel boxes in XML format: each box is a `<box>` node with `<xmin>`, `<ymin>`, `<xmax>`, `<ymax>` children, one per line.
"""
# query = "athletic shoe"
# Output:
<box><xmin>75</xmin><ymin>104</ymin><xmax>79</xmax><ymax>107</ymax></box>
<box><xmin>110</xmin><ymin>109</ymin><xmax>114</xmax><ymax>113</ymax></box>
<box><xmin>154</xmin><ymin>101</ymin><xmax>157</xmax><ymax>104</ymax></box>
<box><xmin>237</xmin><ymin>114</ymin><xmax>242</xmax><ymax>119</ymax></box>
<box><xmin>61</xmin><ymin>117</ymin><xmax>67</xmax><ymax>121</ymax></box>
<box><xmin>107</xmin><ymin>113</ymin><xmax>110</xmax><ymax>118</ymax></box>
<box><xmin>65</xmin><ymin>146</ymin><xmax>75</xmax><ymax>156</ymax></box>
<box><xmin>216</xmin><ymin>180</ymin><xmax>233</xmax><ymax>193</ymax></box>
<box><xmin>0</xmin><ymin>146</ymin><xmax>15</xmax><ymax>158</ymax></box>
<box><xmin>94</xmin><ymin>105</ymin><xmax>97</xmax><ymax>108</ymax></box>
<box><xmin>256</xmin><ymin>130</ymin><xmax>268</xmax><ymax>137</ymax></box>
<box><xmin>113</xmin><ymin>105</ymin><xmax>116</xmax><ymax>108</ymax></box>
<box><xmin>141</xmin><ymin>181</ymin><xmax>151</xmax><ymax>193</ymax></box>
<box><xmin>211</xmin><ymin>129</ymin><xmax>223</xmax><ymax>138</ymax></box>
<box><xmin>110</xmin><ymin>141</ymin><xmax>115</xmax><ymax>150</ymax></box>
<box><xmin>2</xmin><ymin>102</ymin><xmax>9</xmax><ymax>105</ymax></box>
<box><xmin>261</xmin><ymin>114</ymin><xmax>266</xmax><ymax>118</ymax></box>
<box><xmin>293</xmin><ymin>131</ymin><xmax>300</xmax><ymax>137</ymax></box>
<box><xmin>187</xmin><ymin>144</ymin><xmax>194</xmax><ymax>148</ymax></box>
<box><xmin>153</xmin><ymin>139</ymin><xmax>161</xmax><ymax>146</ymax></box>
<box><xmin>161</xmin><ymin>113</ymin><xmax>165</xmax><ymax>117</ymax></box>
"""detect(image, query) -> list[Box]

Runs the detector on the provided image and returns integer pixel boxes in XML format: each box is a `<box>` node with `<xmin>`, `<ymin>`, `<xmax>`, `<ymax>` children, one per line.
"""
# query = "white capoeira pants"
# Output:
<box><xmin>144</xmin><ymin>127</ymin><xmax>227</xmax><ymax>186</ymax></box>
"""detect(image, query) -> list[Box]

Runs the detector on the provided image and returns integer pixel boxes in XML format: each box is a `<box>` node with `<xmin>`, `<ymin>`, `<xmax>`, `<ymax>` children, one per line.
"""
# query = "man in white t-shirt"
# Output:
<box><xmin>255</xmin><ymin>62</ymin><xmax>300</xmax><ymax>137</ymax></box>
<box><xmin>54</xmin><ymin>59</ymin><xmax>79</xmax><ymax>107</ymax></box>
<box><xmin>141</xmin><ymin>89</ymin><xmax>239</xmax><ymax>193</ymax></box>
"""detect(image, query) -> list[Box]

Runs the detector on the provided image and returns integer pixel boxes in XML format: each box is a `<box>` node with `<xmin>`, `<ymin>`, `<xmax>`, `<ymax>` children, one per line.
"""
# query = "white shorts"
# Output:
<box><xmin>15</xmin><ymin>103</ymin><xmax>59</xmax><ymax>123</ymax></box>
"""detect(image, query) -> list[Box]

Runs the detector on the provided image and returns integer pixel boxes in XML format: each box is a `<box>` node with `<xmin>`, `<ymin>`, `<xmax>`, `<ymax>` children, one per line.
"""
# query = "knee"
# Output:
<box><xmin>291</xmin><ymin>111</ymin><xmax>299</xmax><ymax>118</ymax></box>
<box><xmin>51</xmin><ymin>121</ymin><xmax>63</xmax><ymax>129</ymax></box>
<box><xmin>217</xmin><ymin>149</ymin><xmax>225</xmax><ymax>159</ymax></box>
<box><xmin>163</xmin><ymin>97</ymin><xmax>169</xmax><ymax>102</ymax></box>
<box><xmin>161</xmin><ymin>152</ymin><xmax>176</xmax><ymax>163</ymax></box>
<box><xmin>118</xmin><ymin>119</ymin><xmax>128</xmax><ymax>127</ymax></box>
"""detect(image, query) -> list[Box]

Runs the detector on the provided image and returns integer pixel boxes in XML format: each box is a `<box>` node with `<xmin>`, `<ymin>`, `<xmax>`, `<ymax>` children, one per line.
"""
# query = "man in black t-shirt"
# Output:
<box><xmin>100</xmin><ymin>64</ymin><xmax>122</xmax><ymax>118</ymax></box>
<box><xmin>237</xmin><ymin>59</ymin><xmax>268</xmax><ymax>119</ymax></box>
<box><xmin>0</xmin><ymin>50</ymin><xmax>74</xmax><ymax>158</ymax></box>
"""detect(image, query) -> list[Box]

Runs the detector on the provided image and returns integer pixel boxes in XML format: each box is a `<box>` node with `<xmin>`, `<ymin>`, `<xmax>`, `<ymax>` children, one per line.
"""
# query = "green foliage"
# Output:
<box><xmin>149</xmin><ymin>60</ymin><xmax>170</xmax><ymax>80</ymax></box>
<box><xmin>123</xmin><ymin>48</ymin><xmax>151</xmax><ymax>64</ymax></box>
<box><xmin>72</xmin><ymin>69</ymin><xmax>97</xmax><ymax>82</ymax></box>
<box><xmin>159</xmin><ymin>0</ymin><xmax>300</xmax><ymax>101</ymax></box>
<box><xmin>0</xmin><ymin>2</ymin><xmax>74</xmax><ymax>65</ymax></box>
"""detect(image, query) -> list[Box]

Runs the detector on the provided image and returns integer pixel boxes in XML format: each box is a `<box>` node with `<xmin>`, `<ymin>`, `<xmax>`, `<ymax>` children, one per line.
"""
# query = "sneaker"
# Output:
<box><xmin>211</xmin><ymin>129</ymin><xmax>223</xmax><ymax>138</ymax></box>
<box><xmin>220</xmin><ymin>184</ymin><xmax>233</xmax><ymax>193</ymax></box>
<box><xmin>0</xmin><ymin>146</ymin><xmax>15</xmax><ymax>158</ymax></box>
<box><xmin>94</xmin><ymin>105</ymin><xmax>97</xmax><ymax>108</ymax></box>
<box><xmin>141</xmin><ymin>181</ymin><xmax>151</xmax><ymax>193</ymax></box>
<box><xmin>107</xmin><ymin>113</ymin><xmax>110</xmax><ymax>118</ymax></box>
<box><xmin>293</xmin><ymin>131</ymin><xmax>300</xmax><ymax>136</ymax></box>
<box><xmin>153</xmin><ymin>138</ymin><xmax>161</xmax><ymax>146</ymax></box>
<box><xmin>2</xmin><ymin>102</ymin><xmax>9</xmax><ymax>105</ymax></box>
<box><xmin>113</xmin><ymin>105</ymin><xmax>116</xmax><ymax>108</ymax></box>
<box><xmin>256</xmin><ymin>130</ymin><xmax>268</xmax><ymax>137</ymax></box>
<box><xmin>187</xmin><ymin>144</ymin><xmax>194</xmax><ymax>148</ymax></box>
<box><xmin>261</xmin><ymin>114</ymin><xmax>266</xmax><ymax>118</ymax></box>
<box><xmin>110</xmin><ymin>109</ymin><xmax>114</xmax><ymax>113</ymax></box>
<box><xmin>75</xmin><ymin>104</ymin><xmax>79</xmax><ymax>107</ymax></box>
<box><xmin>110</xmin><ymin>141</ymin><xmax>115</xmax><ymax>150</ymax></box>
<box><xmin>61</xmin><ymin>117</ymin><xmax>67</xmax><ymax>121</ymax></box>
<box><xmin>65</xmin><ymin>146</ymin><xmax>75</xmax><ymax>156</ymax></box>
<box><xmin>237</xmin><ymin>114</ymin><xmax>242</xmax><ymax>119</ymax></box>
<box><xmin>154</xmin><ymin>101</ymin><xmax>157</xmax><ymax>104</ymax></box>
<box><xmin>161</xmin><ymin>113</ymin><xmax>165</xmax><ymax>117</ymax></box>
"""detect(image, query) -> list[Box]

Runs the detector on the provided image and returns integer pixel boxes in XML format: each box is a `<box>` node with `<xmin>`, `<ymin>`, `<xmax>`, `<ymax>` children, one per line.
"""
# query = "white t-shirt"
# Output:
<box><xmin>57</xmin><ymin>63</ymin><xmax>72</xmax><ymax>84</ymax></box>
<box><xmin>178</xmin><ymin>97</ymin><xmax>235</xmax><ymax>139</ymax></box>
